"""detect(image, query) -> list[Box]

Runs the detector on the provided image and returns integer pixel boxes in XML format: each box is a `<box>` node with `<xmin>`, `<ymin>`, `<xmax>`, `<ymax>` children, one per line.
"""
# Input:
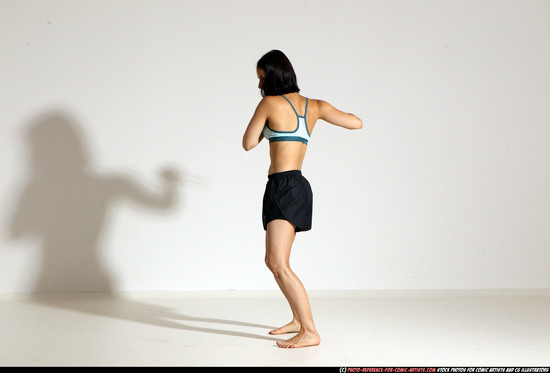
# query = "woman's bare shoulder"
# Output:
<box><xmin>256</xmin><ymin>95</ymin><xmax>281</xmax><ymax>109</ymax></box>
<box><xmin>303</xmin><ymin>97</ymin><xmax>324</xmax><ymax>116</ymax></box>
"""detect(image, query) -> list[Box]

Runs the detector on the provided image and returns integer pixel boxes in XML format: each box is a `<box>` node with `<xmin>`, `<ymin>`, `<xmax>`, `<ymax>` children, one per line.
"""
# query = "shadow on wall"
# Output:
<box><xmin>7</xmin><ymin>109</ymin><xmax>181</xmax><ymax>293</ymax></box>
<box><xmin>6</xmin><ymin>109</ymin><xmax>280</xmax><ymax>343</ymax></box>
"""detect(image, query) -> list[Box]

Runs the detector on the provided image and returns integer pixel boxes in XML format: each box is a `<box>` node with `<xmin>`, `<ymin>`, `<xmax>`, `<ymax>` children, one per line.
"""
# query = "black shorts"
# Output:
<box><xmin>262</xmin><ymin>170</ymin><xmax>313</xmax><ymax>232</ymax></box>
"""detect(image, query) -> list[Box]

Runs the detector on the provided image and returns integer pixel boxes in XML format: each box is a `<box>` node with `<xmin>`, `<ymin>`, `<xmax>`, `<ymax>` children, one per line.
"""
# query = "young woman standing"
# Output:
<box><xmin>243</xmin><ymin>50</ymin><xmax>362</xmax><ymax>348</ymax></box>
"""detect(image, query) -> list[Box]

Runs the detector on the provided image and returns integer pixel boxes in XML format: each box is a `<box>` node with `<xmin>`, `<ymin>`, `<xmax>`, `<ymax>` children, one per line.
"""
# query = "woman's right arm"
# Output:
<box><xmin>318</xmin><ymin>100</ymin><xmax>362</xmax><ymax>130</ymax></box>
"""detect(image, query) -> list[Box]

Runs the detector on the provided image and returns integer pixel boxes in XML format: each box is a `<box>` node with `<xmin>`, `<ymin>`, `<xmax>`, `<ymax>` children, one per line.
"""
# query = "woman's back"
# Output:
<box><xmin>242</xmin><ymin>49</ymin><xmax>362</xmax><ymax>171</ymax></box>
<box><xmin>248</xmin><ymin>92</ymin><xmax>362</xmax><ymax>174</ymax></box>
<box><xmin>263</xmin><ymin>93</ymin><xmax>314</xmax><ymax>174</ymax></box>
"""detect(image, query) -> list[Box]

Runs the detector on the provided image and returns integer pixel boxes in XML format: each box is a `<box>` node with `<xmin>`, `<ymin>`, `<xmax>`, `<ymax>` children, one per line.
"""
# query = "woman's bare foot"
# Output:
<box><xmin>269</xmin><ymin>319</ymin><xmax>301</xmax><ymax>335</ymax></box>
<box><xmin>276</xmin><ymin>330</ymin><xmax>320</xmax><ymax>348</ymax></box>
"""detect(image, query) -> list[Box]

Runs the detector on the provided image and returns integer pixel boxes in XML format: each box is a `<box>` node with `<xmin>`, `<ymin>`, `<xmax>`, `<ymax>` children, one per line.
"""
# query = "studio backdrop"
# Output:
<box><xmin>1</xmin><ymin>0</ymin><xmax>549</xmax><ymax>293</ymax></box>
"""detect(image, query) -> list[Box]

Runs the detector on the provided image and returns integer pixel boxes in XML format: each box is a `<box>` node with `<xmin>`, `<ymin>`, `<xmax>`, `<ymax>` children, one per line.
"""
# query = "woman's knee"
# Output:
<box><xmin>265</xmin><ymin>256</ymin><xmax>291</xmax><ymax>277</ymax></box>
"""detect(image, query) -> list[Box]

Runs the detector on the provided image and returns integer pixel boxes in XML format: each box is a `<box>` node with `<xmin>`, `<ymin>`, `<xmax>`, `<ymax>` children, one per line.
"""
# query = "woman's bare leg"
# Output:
<box><xmin>265</xmin><ymin>228</ymin><xmax>301</xmax><ymax>335</ymax></box>
<box><xmin>265</xmin><ymin>219</ymin><xmax>320</xmax><ymax>348</ymax></box>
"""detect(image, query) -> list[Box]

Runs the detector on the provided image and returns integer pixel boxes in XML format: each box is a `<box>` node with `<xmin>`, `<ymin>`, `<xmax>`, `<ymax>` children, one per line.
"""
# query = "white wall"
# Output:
<box><xmin>1</xmin><ymin>0</ymin><xmax>549</xmax><ymax>293</ymax></box>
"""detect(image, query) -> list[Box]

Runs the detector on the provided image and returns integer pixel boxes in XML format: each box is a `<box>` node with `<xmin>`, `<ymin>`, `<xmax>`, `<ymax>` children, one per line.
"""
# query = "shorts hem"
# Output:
<box><xmin>263</xmin><ymin>218</ymin><xmax>311</xmax><ymax>233</ymax></box>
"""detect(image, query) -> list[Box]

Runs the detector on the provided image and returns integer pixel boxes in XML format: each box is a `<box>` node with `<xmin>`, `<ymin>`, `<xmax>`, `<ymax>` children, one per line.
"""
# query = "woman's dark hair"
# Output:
<box><xmin>257</xmin><ymin>50</ymin><xmax>300</xmax><ymax>97</ymax></box>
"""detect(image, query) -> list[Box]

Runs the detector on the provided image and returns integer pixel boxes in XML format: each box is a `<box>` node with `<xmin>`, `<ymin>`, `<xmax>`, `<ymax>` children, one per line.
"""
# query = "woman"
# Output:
<box><xmin>242</xmin><ymin>50</ymin><xmax>362</xmax><ymax>348</ymax></box>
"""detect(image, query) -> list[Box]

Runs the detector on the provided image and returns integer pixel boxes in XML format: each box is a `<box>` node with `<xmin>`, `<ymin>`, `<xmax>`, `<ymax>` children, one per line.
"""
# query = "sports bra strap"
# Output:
<box><xmin>263</xmin><ymin>95</ymin><xmax>310</xmax><ymax>145</ymax></box>
<box><xmin>281</xmin><ymin>95</ymin><xmax>306</xmax><ymax>117</ymax></box>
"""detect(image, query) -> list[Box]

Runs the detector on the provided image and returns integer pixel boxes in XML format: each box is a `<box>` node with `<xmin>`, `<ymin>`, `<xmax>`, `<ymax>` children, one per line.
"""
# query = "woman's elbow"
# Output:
<box><xmin>353</xmin><ymin>116</ymin><xmax>363</xmax><ymax>130</ymax></box>
<box><xmin>242</xmin><ymin>139</ymin><xmax>255</xmax><ymax>151</ymax></box>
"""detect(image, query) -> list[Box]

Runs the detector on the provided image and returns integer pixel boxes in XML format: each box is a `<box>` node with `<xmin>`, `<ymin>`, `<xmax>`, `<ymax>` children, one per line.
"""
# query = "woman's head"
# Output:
<box><xmin>256</xmin><ymin>50</ymin><xmax>300</xmax><ymax>97</ymax></box>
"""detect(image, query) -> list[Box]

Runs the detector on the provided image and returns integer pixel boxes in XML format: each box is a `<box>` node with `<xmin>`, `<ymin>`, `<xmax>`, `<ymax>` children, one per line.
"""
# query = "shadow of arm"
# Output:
<box><xmin>111</xmin><ymin>169</ymin><xmax>180</xmax><ymax>212</ymax></box>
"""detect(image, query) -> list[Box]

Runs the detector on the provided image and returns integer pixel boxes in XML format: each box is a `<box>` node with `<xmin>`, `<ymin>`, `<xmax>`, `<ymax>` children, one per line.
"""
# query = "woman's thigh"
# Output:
<box><xmin>265</xmin><ymin>219</ymin><xmax>296</xmax><ymax>266</ymax></box>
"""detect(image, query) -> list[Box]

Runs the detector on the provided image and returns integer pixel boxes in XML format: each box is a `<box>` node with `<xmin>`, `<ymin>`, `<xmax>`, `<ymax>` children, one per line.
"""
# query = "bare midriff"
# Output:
<box><xmin>268</xmin><ymin>141</ymin><xmax>308</xmax><ymax>175</ymax></box>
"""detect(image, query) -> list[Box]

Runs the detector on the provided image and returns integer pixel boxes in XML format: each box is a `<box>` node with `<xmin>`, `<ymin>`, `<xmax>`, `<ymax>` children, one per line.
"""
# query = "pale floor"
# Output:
<box><xmin>0</xmin><ymin>289</ymin><xmax>549</xmax><ymax>367</ymax></box>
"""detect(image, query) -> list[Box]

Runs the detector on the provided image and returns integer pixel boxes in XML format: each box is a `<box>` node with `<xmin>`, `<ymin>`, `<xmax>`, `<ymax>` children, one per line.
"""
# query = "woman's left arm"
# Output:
<box><xmin>243</xmin><ymin>98</ymin><xmax>269</xmax><ymax>151</ymax></box>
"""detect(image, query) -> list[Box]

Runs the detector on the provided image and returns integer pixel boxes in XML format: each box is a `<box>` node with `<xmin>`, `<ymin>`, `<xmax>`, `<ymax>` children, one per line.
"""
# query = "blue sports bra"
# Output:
<box><xmin>262</xmin><ymin>95</ymin><xmax>310</xmax><ymax>145</ymax></box>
